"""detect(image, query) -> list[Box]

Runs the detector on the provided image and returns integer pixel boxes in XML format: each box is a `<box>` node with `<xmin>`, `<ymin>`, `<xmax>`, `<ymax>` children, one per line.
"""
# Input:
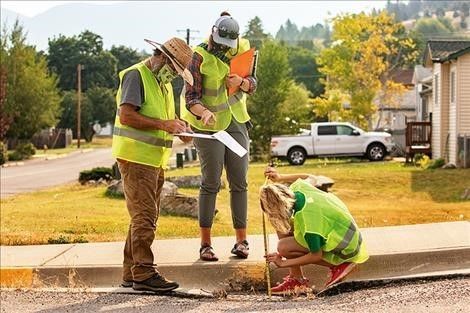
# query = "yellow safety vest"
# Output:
<box><xmin>290</xmin><ymin>179</ymin><xmax>369</xmax><ymax>266</ymax></box>
<box><xmin>181</xmin><ymin>41</ymin><xmax>251</xmax><ymax>132</ymax></box>
<box><xmin>226</xmin><ymin>37</ymin><xmax>251</xmax><ymax>59</ymax></box>
<box><xmin>112</xmin><ymin>62</ymin><xmax>174</xmax><ymax>168</ymax></box>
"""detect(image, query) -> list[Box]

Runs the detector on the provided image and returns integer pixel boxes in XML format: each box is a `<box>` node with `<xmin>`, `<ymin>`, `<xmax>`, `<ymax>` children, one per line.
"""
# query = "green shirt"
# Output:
<box><xmin>293</xmin><ymin>191</ymin><xmax>325</xmax><ymax>252</ymax></box>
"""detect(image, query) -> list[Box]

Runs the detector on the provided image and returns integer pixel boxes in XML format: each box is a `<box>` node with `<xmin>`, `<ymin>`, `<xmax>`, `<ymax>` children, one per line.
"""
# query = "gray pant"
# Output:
<box><xmin>193</xmin><ymin>121</ymin><xmax>249</xmax><ymax>229</ymax></box>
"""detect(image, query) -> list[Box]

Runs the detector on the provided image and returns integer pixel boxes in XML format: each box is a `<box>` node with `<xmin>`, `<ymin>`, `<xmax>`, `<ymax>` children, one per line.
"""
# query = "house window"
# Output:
<box><xmin>450</xmin><ymin>71</ymin><xmax>456</xmax><ymax>103</ymax></box>
<box><xmin>434</xmin><ymin>74</ymin><xmax>439</xmax><ymax>106</ymax></box>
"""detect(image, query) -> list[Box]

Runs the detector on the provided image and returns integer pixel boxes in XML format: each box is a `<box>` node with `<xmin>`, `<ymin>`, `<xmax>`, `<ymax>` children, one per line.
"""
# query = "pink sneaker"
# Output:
<box><xmin>324</xmin><ymin>262</ymin><xmax>356</xmax><ymax>288</ymax></box>
<box><xmin>271</xmin><ymin>276</ymin><xmax>309</xmax><ymax>296</ymax></box>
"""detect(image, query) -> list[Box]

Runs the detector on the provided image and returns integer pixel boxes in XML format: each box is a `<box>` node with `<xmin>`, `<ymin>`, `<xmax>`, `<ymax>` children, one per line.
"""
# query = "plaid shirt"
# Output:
<box><xmin>185</xmin><ymin>48</ymin><xmax>257</xmax><ymax>109</ymax></box>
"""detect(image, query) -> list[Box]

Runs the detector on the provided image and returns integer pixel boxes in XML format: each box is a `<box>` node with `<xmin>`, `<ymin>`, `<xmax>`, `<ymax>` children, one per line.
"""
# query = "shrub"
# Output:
<box><xmin>7</xmin><ymin>151</ymin><xmax>23</xmax><ymax>161</ymax></box>
<box><xmin>79</xmin><ymin>167</ymin><xmax>113</xmax><ymax>184</ymax></box>
<box><xmin>0</xmin><ymin>142</ymin><xmax>7</xmax><ymax>165</ymax></box>
<box><xmin>7</xmin><ymin>142</ymin><xmax>36</xmax><ymax>161</ymax></box>
<box><xmin>16</xmin><ymin>142</ymin><xmax>36</xmax><ymax>157</ymax></box>
<box><xmin>428</xmin><ymin>158</ymin><xmax>446</xmax><ymax>169</ymax></box>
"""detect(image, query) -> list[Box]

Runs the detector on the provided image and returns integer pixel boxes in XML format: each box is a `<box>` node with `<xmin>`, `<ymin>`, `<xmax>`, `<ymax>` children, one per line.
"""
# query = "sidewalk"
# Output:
<box><xmin>1</xmin><ymin>222</ymin><xmax>469</xmax><ymax>291</ymax></box>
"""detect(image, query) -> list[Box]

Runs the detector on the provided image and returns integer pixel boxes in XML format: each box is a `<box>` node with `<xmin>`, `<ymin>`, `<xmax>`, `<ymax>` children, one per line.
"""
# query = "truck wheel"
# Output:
<box><xmin>367</xmin><ymin>143</ymin><xmax>385</xmax><ymax>161</ymax></box>
<box><xmin>287</xmin><ymin>147</ymin><xmax>306</xmax><ymax>165</ymax></box>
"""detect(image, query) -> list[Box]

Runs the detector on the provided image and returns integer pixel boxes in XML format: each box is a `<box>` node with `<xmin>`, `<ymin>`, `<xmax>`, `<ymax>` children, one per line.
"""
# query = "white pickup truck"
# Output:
<box><xmin>270</xmin><ymin>122</ymin><xmax>394</xmax><ymax>165</ymax></box>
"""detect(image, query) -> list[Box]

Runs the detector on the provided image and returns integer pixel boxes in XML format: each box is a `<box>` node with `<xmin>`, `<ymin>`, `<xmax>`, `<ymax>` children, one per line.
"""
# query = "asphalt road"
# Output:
<box><xmin>1</xmin><ymin>277</ymin><xmax>469</xmax><ymax>313</ymax></box>
<box><xmin>0</xmin><ymin>149</ymin><xmax>114</xmax><ymax>198</ymax></box>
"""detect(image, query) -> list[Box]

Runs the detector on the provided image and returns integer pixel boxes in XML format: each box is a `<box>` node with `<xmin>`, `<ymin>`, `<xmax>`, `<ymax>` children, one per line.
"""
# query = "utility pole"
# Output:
<box><xmin>177</xmin><ymin>28</ymin><xmax>199</xmax><ymax>45</ymax></box>
<box><xmin>77</xmin><ymin>64</ymin><xmax>82</xmax><ymax>148</ymax></box>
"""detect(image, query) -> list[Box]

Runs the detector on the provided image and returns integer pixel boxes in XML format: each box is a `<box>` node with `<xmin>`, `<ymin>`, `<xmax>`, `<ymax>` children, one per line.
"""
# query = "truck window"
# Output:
<box><xmin>317</xmin><ymin>125</ymin><xmax>337</xmax><ymax>136</ymax></box>
<box><xmin>336</xmin><ymin>125</ymin><xmax>354</xmax><ymax>135</ymax></box>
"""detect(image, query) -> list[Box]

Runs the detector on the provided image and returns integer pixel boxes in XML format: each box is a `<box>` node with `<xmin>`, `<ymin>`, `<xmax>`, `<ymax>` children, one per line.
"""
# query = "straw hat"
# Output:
<box><xmin>145</xmin><ymin>38</ymin><xmax>194</xmax><ymax>86</ymax></box>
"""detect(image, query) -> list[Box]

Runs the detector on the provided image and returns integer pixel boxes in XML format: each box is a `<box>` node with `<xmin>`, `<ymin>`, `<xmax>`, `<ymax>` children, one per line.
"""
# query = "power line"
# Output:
<box><xmin>177</xmin><ymin>28</ymin><xmax>200</xmax><ymax>45</ymax></box>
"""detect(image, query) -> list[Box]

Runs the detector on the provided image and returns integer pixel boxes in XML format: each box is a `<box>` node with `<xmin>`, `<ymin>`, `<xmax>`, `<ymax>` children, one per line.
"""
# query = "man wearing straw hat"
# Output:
<box><xmin>112</xmin><ymin>37</ymin><xmax>193</xmax><ymax>293</ymax></box>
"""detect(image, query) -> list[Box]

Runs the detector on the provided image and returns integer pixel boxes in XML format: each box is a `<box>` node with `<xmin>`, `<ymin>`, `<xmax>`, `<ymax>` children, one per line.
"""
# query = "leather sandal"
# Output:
<box><xmin>199</xmin><ymin>245</ymin><xmax>219</xmax><ymax>262</ymax></box>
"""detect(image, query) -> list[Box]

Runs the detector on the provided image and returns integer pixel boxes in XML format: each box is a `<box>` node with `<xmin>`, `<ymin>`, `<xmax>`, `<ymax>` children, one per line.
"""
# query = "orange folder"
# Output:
<box><xmin>229</xmin><ymin>48</ymin><xmax>256</xmax><ymax>96</ymax></box>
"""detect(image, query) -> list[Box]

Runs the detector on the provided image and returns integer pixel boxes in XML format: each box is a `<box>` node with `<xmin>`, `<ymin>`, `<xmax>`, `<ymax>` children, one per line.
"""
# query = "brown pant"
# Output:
<box><xmin>118</xmin><ymin>160</ymin><xmax>164</xmax><ymax>282</ymax></box>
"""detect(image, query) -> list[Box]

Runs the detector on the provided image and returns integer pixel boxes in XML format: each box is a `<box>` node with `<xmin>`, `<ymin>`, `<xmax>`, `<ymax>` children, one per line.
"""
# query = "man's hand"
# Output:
<box><xmin>264</xmin><ymin>166</ymin><xmax>281</xmax><ymax>182</ymax></box>
<box><xmin>177</xmin><ymin>125</ymin><xmax>194</xmax><ymax>143</ymax></box>
<box><xmin>201</xmin><ymin>109</ymin><xmax>216</xmax><ymax>126</ymax></box>
<box><xmin>162</xmin><ymin>119</ymin><xmax>187</xmax><ymax>134</ymax></box>
<box><xmin>226</xmin><ymin>74</ymin><xmax>243</xmax><ymax>89</ymax></box>
<box><xmin>265</xmin><ymin>252</ymin><xmax>285</xmax><ymax>268</ymax></box>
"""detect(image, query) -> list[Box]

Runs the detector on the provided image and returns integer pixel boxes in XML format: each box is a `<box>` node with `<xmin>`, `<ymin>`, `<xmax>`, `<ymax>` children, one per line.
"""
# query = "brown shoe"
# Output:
<box><xmin>121</xmin><ymin>280</ymin><xmax>133</xmax><ymax>288</ymax></box>
<box><xmin>133</xmin><ymin>273</ymin><xmax>179</xmax><ymax>293</ymax></box>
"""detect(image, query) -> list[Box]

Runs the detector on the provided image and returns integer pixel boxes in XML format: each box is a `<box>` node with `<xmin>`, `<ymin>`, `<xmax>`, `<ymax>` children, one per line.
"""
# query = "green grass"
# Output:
<box><xmin>1</xmin><ymin>159</ymin><xmax>469</xmax><ymax>245</ymax></box>
<box><xmin>31</xmin><ymin>137</ymin><xmax>112</xmax><ymax>158</ymax></box>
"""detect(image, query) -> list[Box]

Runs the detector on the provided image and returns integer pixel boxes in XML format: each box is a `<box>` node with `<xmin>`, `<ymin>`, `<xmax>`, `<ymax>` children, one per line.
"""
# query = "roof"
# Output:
<box><xmin>390</xmin><ymin>69</ymin><xmax>415</xmax><ymax>86</ymax></box>
<box><xmin>412</xmin><ymin>65</ymin><xmax>432</xmax><ymax>84</ymax></box>
<box><xmin>424</xmin><ymin>40</ymin><xmax>470</xmax><ymax>64</ymax></box>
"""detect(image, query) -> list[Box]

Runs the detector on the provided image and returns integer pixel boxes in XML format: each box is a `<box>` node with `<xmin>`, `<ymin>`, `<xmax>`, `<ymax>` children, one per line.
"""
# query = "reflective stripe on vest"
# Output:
<box><xmin>203</xmin><ymin>84</ymin><xmax>226</xmax><ymax>97</ymax></box>
<box><xmin>203</xmin><ymin>91</ymin><xmax>244</xmax><ymax>112</ymax></box>
<box><xmin>330</xmin><ymin>222</ymin><xmax>363</xmax><ymax>260</ymax></box>
<box><xmin>114</xmin><ymin>126</ymin><xmax>173</xmax><ymax>148</ymax></box>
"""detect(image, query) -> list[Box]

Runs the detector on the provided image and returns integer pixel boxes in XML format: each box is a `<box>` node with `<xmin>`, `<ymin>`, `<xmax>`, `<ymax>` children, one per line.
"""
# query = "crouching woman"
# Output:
<box><xmin>260</xmin><ymin>167</ymin><xmax>369</xmax><ymax>295</ymax></box>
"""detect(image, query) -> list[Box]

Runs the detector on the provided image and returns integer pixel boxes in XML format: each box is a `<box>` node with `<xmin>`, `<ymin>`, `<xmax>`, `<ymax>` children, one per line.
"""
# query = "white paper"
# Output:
<box><xmin>176</xmin><ymin>132</ymin><xmax>215</xmax><ymax>140</ymax></box>
<box><xmin>213</xmin><ymin>131</ymin><xmax>248</xmax><ymax>157</ymax></box>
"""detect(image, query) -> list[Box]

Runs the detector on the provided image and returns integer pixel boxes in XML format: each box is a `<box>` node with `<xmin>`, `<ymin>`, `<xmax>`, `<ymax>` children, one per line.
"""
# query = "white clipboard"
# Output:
<box><xmin>177</xmin><ymin>131</ymin><xmax>247</xmax><ymax>158</ymax></box>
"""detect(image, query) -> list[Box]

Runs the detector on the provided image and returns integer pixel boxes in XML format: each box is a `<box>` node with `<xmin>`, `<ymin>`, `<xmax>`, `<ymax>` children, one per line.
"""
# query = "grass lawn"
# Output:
<box><xmin>1</xmin><ymin>159</ymin><xmax>469</xmax><ymax>245</ymax></box>
<box><xmin>31</xmin><ymin>137</ymin><xmax>112</xmax><ymax>158</ymax></box>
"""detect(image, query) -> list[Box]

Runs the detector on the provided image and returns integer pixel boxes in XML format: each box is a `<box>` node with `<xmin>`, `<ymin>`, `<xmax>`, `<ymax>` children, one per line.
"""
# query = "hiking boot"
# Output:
<box><xmin>120</xmin><ymin>280</ymin><xmax>133</xmax><ymax>288</ymax></box>
<box><xmin>271</xmin><ymin>276</ymin><xmax>309</xmax><ymax>296</ymax></box>
<box><xmin>231</xmin><ymin>240</ymin><xmax>249</xmax><ymax>259</ymax></box>
<box><xmin>133</xmin><ymin>273</ymin><xmax>179</xmax><ymax>293</ymax></box>
<box><xmin>324</xmin><ymin>262</ymin><xmax>356</xmax><ymax>288</ymax></box>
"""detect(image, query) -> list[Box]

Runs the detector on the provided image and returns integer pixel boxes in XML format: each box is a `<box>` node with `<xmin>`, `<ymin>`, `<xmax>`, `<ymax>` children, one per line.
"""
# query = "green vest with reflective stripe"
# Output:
<box><xmin>181</xmin><ymin>44</ymin><xmax>251</xmax><ymax>132</ymax></box>
<box><xmin>290</xmin><ymin>179</ymin><xmax>369</xmax><ymax>266</ymax></box>
<box><xmin>112</xmin><ymin>62</ymin><xmax>174</xmax><ymax>168</ymax></box>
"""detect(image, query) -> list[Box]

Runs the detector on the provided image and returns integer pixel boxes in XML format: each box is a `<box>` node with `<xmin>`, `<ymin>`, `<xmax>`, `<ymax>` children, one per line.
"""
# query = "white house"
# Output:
<box><xmin>423</xmin><ymin>39</ymin><xmax>470</xmax><ymax>167</ymax></box>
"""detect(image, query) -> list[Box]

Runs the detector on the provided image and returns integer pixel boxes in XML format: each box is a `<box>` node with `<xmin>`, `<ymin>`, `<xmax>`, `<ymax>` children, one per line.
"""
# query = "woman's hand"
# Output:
<box><xmin>264</xmin><ymin>166</ymin><xmax>281</xmax><ymax>182</ymax></box>
<box><xmin>200</xmin><ymin>109</ymin><xmax>216</xmax><ymax>126</ymax></box>
<box><xmin>226</xmin><ymin>74</ymin><xmax>243</xmax><ymax>89</ymax></box>
<box><xmin>265</xmin><ymin>252</ymin><xmax>285</xmax><ymax>268</ymax></box>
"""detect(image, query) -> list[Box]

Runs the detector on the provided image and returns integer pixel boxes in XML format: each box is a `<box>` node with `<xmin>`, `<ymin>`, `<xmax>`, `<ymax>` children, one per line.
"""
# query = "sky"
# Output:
<box><xmin>0</xmin><ymin>1</ymin><xmax>388</xmax><ymax>51</ymax></box>
<box><xmin>1</xmin><ymin>1</ymin><xmax>122</xmax><ymax>17</ymax></box>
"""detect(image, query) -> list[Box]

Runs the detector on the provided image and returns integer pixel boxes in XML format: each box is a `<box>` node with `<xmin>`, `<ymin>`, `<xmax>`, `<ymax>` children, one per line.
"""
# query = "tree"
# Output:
<box><xmin>412</xmin><ymin>17</ymin><xmax>454</xmax><ymax>57</ymax></box>
<box><xmin>47</xmin><ymin>30</ymin><xmax>118</xmax><ymax>91</ymax></box>
<box><xmin>277</xmin><ymin>83</ymin><xmax>313</xmax><ymax>134</ymax></box>
<box><xmin>247</xmin><ymin>40</ymin><xmax>291</xmax><ymax>159</ymax></box>
<box><xmin>243</xmin><ymin>16</ymin><xmax>269</xmax><ymax>49</ymax></box>
<box><xmin>109</xmin><ymin>45</ymin><xmax>145</xmax><ymax>85</ymax></box>
<box><xmin>1</xmin><ymin>21</ymin><xmax>61</xmax><ymax>141</ymax></box>
<box><xmin>57</xmin><ymin>87</ymin><xmax>115</xmax><ymax>142</ymax></box>
<box><xmin>313</xmin><ymin>12</ymin><xmax>418</xmax><ymax>129</ymax></box>
<box><xmin>287</xmin><ymin>46</ymin><xmax>324</xmax><ymax>98</ymax></box>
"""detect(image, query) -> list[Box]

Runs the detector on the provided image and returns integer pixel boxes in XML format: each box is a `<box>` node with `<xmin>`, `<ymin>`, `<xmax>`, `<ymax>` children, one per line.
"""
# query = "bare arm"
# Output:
<box><xmin>264</xmin><ymin>167</ymin><xmax>317</xmax><ymax>185</ymax></box>
<box><xmin>119</xmin><ymin>104</ymin><xmax>186</xmax><ymax>134</ymax></box>
<box><xmin>266</xmin><ymin>251</ymin><xmax>323</xmax><ymax>268</ymax></box>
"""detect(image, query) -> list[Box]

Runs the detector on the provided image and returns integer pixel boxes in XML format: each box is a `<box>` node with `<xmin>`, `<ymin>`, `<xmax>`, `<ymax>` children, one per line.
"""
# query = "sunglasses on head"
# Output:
<box><xmin>216</xmin><ymin>27</ymin><xmax>239</xmax><ymax>40</ymax></box>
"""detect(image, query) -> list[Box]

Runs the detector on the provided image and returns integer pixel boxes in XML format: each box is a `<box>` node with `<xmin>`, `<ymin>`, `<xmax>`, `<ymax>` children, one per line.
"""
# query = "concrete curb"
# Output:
<box><xmin>1</xmin><ymin>247</ymin><xmax>469</xmax><ymax>291</ymax></box>
<box><xmin>1</xmin><ymin>222</ymin><xmax>469</xmax><ymax>291</ymax></box>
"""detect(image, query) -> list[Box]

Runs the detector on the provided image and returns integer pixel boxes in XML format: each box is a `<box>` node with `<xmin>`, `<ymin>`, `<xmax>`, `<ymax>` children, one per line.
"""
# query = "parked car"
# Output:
<box><xmin>271</xmin><ymin>122</ymin><xmax>395</xmax><ymax>165</ymax></box>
